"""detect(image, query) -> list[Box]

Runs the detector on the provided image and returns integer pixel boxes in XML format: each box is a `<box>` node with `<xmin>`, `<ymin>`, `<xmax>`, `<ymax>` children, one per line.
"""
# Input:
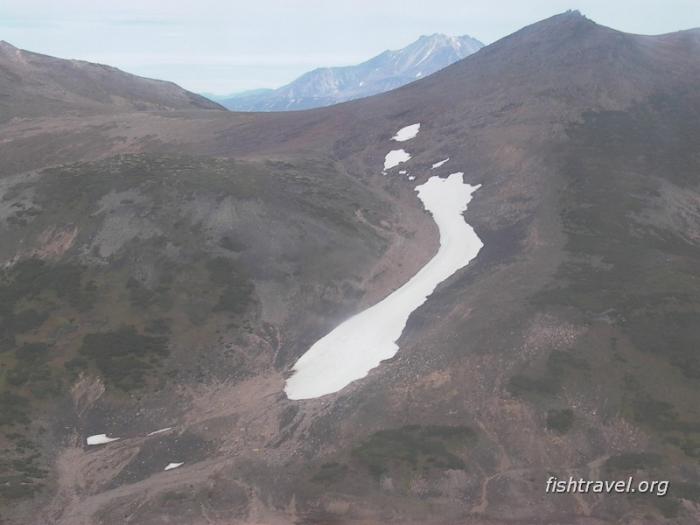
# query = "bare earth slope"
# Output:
<box><xmin>0</xmin><ymin>40</ymin><xmax>223</xmax><ymax>122</ymax></box>
<box><xmin>1</xmin><ymin>11</ymin><xmax>700</xmax><ymax>525</ymax></box>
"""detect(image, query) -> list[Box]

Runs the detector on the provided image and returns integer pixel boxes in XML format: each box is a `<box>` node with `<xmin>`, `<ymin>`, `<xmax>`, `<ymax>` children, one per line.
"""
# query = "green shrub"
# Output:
<box><xmin>352</xmin><ymin>425</ymin><xmax>476</xmax><ymax>479</ymax></box>
<box><xmin>78</xmin><ymin>326</ymin><xmax>169</xmax><ymax>390</ymax></box>
<box><xmin>546</xmin><ymin>408</ymin><xmax>574</xmax><ymax>434</ymax></box>
<box><xmin>0</xmin><ymin>392</ymin><xmax>30</xmax><ymax>426</ymax></box>
<box><xmin>507</xmin><ymin>374</ymin><xmax>558</xmax><ymax>397</ymax></box>
<box><xmin>311</xmin><ymin>462</ymin><xmax>348</xmax><ymax>483</ymax></box>
<box><xmin>604</xmin><ymin>452</ymin><xmax>662</xmax><ymax>472</ymax></box>
<box><xmin>206</xmin><ymin>257</ymin><xmax>254</xmax><ymax>313</ymax></box>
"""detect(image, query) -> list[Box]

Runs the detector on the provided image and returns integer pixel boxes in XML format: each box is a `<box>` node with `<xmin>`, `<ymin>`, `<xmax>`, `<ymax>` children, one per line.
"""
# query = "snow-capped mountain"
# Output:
<box><xmin>219</xmin><ymin>33</ymin><xmax>483</xmax><ymax>111</ymax></box>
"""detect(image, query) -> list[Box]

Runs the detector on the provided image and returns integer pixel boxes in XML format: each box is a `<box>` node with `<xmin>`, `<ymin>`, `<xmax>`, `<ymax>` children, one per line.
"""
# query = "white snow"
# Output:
<box><xmin>164</xmin><ymin>462</ymin><xmax>184</xmax><ymax>471</ymax></box>
<box><xmin>147</xmin><ymin>427</ymin><xmax>173</xmax><ymax>436</ymax></box>
<box><xmin>431</xmin><ymin>158</ymin><xmax>450</xmax><ymax>169</ymax></box>
<box><xmin>285</xmin><ymin>172</ymin><xmax>483</xmax><ymax>400</ymax></box>
<box><xmin>384</xmin><ymin>149</ymin><xmax>411</xmax><ymax>170</ymax></box>
<box><xmin>399</xmin><ymin>170</ymin><xmax>407</xmax><ymax>175</ymax></box>
<box><xmin>392</xmin><ymin>123</ymin><xmax>421</xmax><ymax>142</ymax></box>
<box><xmin>416</xmin><ymin>71</ymin><xmax>423</xmax><ymax>78</ymax></box>
<box><xmin>408</xmin><ymin>175</ymin><xmax>416</xmax><ymax>181</ymax></box>
<box><xmin>86</xmin><ymin>434</ymin><xmax>120</xmax><ymax>446</ymax></box>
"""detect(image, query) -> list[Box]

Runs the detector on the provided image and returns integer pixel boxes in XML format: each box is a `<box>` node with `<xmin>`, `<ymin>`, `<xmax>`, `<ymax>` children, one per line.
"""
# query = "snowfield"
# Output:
<box><xmin>384</xmin><ymin>149</ymin><xmax>411</xmax><ymax>170</ymax></box>
<box><xmin>392</xmin><ymin>123</ymin><xmax>421</xmax><ymax>142</ymax></box>
<box><xmin>285</xmin><ymin>172</ymin><xmax>483</xmax><ymax>400</ymax></box>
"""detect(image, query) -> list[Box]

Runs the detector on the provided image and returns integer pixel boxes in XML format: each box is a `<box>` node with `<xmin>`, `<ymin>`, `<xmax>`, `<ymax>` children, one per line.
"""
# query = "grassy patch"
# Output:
<box><xmin>626</xmin><ymin>311</ymin><xmax>700</xmax><ymax>380</ymax></box>
<box><xmin>76</xmin><ymin>326</ymin><xmax>169</xmax><ymax>391</ymax></box>
<box><xmin>546</xmin><ymin>408</ymin><xmax>574</xmax><ymax>434</ymax></box>
<box><xmin>507</xmin><ymin>374</ymin><xmax>559</xmax><ymax>397</ymax></box>
<box><xmin>0</xmin><ymin>474</ymin><xmax>42</xmax><ymax>500</ymax></box>
<box><xmin>352</xmin><ymin>425</ymin><xmax>476</xmax><ymax>480</ymax></box>
<box><xmin>206</xmin><ymin>257</ymin><xmax>254</xmax><ymax>314</ymax></box>
<box><xmin>507</xmin><ymin>350</ymin><xmax>590</xmax><ymax>399</ymax></box>
<box><xmin>4</xmin><ymin>342</ymin><xmax>62</xmax><ymax>398</ymax></box>
<box><xmin>311</xmin><ymin>462</ymin><xmax>349</xmax><ymax>483</ymax></box>
<box><xmin>0</xmin><ymin>258</ymin><xmax>92</xmax><ymax>352</ymax></box>
<box><xmin>603</xmin><ymin>452</ymin><xmax>662</xmax><ymax>473</ymax></box>
<box><xmin>653</xmin><ymin>497</ymin><xmax>681</xmax><ymax>519</ymax></box>
<box><xmin>0</xmin><ymin>258</ymin><xmax>93</xmax><ymax>311</ymax></box>
<box><xmin>126</xmin><ymin>277</ymin><xmax>158</xmax><ymax>309</ymax></box>
<box><xmin>0</xmin><ymin>391</ymin><xmax>30</xmax><ymax>426</ymax></box>
<box><xmin>674</xmin><ymin>481</ymin><xmax>700</xmax><ymax>503</ymax></box>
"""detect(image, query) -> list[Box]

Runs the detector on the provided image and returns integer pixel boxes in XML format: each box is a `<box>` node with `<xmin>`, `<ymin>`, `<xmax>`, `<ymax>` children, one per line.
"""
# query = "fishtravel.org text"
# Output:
<box><xmin>546</xmin><ymin>476</ymin><xmax>668</xmax><ymax>497</ymax></box>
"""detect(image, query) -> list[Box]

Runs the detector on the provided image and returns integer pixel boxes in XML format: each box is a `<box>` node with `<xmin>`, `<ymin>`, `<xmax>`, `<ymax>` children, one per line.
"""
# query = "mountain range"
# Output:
<box><xmin>1</xmin><ymin>10</ymin><xmax>700</xmax><ymax>525</ymax></box>
<box><xmin>218</xmin><ymin>33</ymin><xmax>483</xmax><ymax>111</ymax></box>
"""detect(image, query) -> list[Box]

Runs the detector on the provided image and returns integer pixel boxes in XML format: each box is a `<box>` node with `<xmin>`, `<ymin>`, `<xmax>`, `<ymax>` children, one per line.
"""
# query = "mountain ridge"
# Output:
<box><xmin>219</xmin><ymin>32</ymin><xmax>483</xmax><ymax>111</ymax></box>
<box><xmin>0</xmin><ymin>40</ymin><xmax>224</xmax><ymax>122</ymax></box>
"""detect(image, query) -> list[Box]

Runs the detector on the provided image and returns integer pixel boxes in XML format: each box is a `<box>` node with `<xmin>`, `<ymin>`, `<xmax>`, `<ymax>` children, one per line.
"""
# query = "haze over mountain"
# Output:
<box><xmin>218</xmin><ymin>33</ymin><xmax>483</xmax><ymax>111</ymax></box>
<box><xmin>1</xmin><ymin>10</ymin><xmax>700</xmax><ymax>525</ymax></box>
<box><xmin>0</xmin><ymin>40</ymin><xmax>223</xmax><ymax>122</ymax></box>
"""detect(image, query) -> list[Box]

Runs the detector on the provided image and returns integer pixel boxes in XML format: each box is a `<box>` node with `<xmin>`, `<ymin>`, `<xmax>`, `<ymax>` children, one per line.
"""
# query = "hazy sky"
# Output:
<box><xmin>1</xmin><ymin>1</ymin><xmax>698</xmax><ymax>95</ymax></box>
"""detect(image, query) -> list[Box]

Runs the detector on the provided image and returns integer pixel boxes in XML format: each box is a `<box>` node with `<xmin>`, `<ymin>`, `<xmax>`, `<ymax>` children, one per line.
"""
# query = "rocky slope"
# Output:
<box><xmin>219</xmin><ymin>33</ymin><xmax>483</xmax><ymax>111</ymax></box>
<box><xmin>1</xmin><ymin>11</ymin><xmax>700</xmax><ymax>525</ymax></box>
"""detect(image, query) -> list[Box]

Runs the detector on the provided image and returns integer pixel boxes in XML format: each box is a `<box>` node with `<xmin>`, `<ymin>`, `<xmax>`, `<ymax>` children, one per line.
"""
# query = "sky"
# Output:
<box><xmin>1</xmin><ymin>1</ymin><xmax>698</xmax><ymax>95</ymax></box>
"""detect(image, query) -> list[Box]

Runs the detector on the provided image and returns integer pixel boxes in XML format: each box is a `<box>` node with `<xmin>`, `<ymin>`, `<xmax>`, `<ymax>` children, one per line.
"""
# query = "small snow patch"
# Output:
<box><xmin>431</xmin><ymin>158</ymin><xmax>449</xmax><ymax>169</ymax></box>
<box><xmin>384</xmin><ymin>149</ymin><xmax>411</xmax><ymax>170</ymax></box>
<box><xmin>392</xmin><ymin>123</ymin><xmax>420</xmax><ymax>142</ymax></box>
<box><xmin>147</xmin><ymin>427</ymin><xmax>172</xmax><ymax>436</ymax></box>
<box><xmin>408</xmin><ymin>175</ymin><xmax>416</xmax><ymax>181</ymax></box>
<box><xmin>399</xmin><ymin>170</ymin><xmax>407</xmax><ymax>175</ymax></box>
<box><xmin>86</xmin><ymin>434</ymin><xmax>120</xmax><ymax>446</ymax></box>
<box><xmin>164</xmin><ymin>462</ymin><xmax>184</xmax><ymax>471</ymax></box>
<box><xmin>416</xmin><ymin>72</ymin><xmax>423</xmax><ymax>78</ymax></box>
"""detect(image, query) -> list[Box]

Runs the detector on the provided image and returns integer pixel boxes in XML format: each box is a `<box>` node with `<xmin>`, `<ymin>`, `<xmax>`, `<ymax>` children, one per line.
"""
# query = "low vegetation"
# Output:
<box><xmin>311</xmin><ymin>462</ymin><xmax>349</xmax><ymax>483</ymax></box>
<box><xmin>74</xmin><ymin>326</ymin><xmax>169</xmax><ymax>391</ymax></box>
<box><xmin>604</xmin><ymin>452</ymin><xmax>663</xmax><ymax>473</ymax></box>
<box><xmin>352</xmin><ymin>425</ymin><xmax>476</xmax><ymax>480</ymax></box>
<box><xmin>206</xmin><ymin>257</ymin><xmax>254</xmax><ymax>314</ymax></box>
<box><xmin>507</xmin><ymin>350</ymin><xmax>590</xmax><ymax>399</ymax></box>
<box><xmin>546</xmin><ymin>408</ymin><xmax>574</xmax><ymax>434</ymax></box>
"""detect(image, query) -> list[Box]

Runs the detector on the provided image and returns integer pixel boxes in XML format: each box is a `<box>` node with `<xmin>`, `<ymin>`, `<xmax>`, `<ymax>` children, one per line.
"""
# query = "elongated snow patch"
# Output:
<box><xmin>285</xmin><ymin>172</ymin><xmax>483</xmax><ymax>400</ymax></box>
<box><xmin>86</xmin><ymin>434</ymin><xmax>120</xmax><ymax>445</ymax></box>
<box><xmin>147</xmin><ymin>427</ymin><xmax>172</xmax><ymax>436</ymax></box>
<box><xmin>431</xmin><ymin>158</ymin><xmax>449</xmax><ymax>169</ymax></box>
<box><xmin>164</xmin><ymin>462</ymin><xmax>184</xmax><ymax>471</ymax></box>
<box><xmin>392</xmin><ymin>123</ymin><xmax>420</xmax><ymax>142</ymax></box>
<box><xmin>384</xmin><ymin>149</ymin><xmax>411</xmax><ymax>170</ymax></box>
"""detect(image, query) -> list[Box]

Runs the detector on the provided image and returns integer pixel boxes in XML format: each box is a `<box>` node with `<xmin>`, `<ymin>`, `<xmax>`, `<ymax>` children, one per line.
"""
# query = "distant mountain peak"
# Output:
<box><xmin>219</xmin><ymin>32</ymin><xmax>484</xmax><ymax>112</ymax></box>
<box><xmin>539</xmin><ymin>10</ymin><xmax>596</xmax><ymax>30</ymax></box>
